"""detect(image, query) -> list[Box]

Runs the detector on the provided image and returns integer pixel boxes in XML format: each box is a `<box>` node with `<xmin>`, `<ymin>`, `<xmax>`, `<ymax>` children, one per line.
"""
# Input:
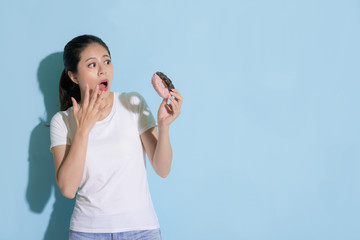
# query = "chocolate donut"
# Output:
<box><xmin>151</xmin><ymin>72</ymin><xmax>175</xmax><ymax>98</ymax></box>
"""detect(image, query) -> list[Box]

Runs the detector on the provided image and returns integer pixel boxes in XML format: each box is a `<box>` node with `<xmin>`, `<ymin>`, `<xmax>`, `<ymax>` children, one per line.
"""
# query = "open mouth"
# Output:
<box><xmin>99</xmin><ymin>80</ymin><xmax>108</xmax><ymax>91</ymax></box>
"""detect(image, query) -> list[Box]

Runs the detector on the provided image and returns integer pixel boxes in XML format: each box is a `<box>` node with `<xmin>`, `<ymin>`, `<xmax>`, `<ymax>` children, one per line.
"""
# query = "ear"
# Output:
<box><xmin>68</xmin><ymin>71</ymin><xmax>79</xmax><ymax>84</ymax></box>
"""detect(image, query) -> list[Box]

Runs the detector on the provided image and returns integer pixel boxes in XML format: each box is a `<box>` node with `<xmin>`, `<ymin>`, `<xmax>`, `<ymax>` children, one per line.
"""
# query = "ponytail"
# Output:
<box><xmin>59</xmin><ymin>70</ymin><xmax>81</xmax><ymax>111</ymax></box>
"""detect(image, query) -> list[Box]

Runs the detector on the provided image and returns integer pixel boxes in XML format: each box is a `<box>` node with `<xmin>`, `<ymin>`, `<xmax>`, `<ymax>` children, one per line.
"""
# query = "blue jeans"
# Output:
<box><xmin>69</xmin><ymin>228</ymin><xmax>162</xmax><ymax>240</ymax></box>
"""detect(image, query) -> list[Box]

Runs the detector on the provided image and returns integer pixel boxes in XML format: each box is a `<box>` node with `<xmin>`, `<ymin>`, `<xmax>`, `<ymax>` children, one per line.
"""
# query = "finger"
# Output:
<box><xmin>170</xmin><ymin>89</ymin><xmax>182</xmax><ymax>99</ymax></box>
<box><xmin>89</xmin><ymin>85</ymin><xmax>99</xmax><ymax>110</ymax></box>
<box><xmin>170</xmin><ymin>89</ymin><xmax>183</xmax><ymax>100</ymax></box>
<box><xmin>165</xmin><ymin>103</ymin><xmax>173</xmax><ymax>114</ymax></box>
<box><xmin>170</xmin><ymin>90</ymin><xmax>183</xmax><ymax>106</ymax></box>
<box><xmin>83</xmin><ymin>84</ymin><xmax>90</xmax><ymax>109</ymax></box>
<box><xmin>94</xmin><ymin>90</ymin><xmax>104</xmax><ymax>110</ymax></box>
<box><xmin>170</xmin><ymin>88</ymin><xmax>181</xmax><ymax>96</ymax></box>
<box><xmin>161</xmin><ymin>97</ymin><xmax>168</xmax><ymax>106</ymax></box>
<box><xmin>168</xmin><ymin>97</ymin><xmax>181</xmax><ymax>118</ymax></box>
<box><xmin>167</xmin><ymin>96</ymin><xmax>179</xmax><ymax>112</ymax></box>
<box><xmin>71</xmin><ymin>97</ymin><xmax>79</xmax><ymax>113</ymax></box>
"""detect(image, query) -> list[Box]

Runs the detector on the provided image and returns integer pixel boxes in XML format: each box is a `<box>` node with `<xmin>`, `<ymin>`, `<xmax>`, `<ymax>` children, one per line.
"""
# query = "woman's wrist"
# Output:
<box><xmin>75</xmin><ymin>127</ymin><xmax>90</xmax><ymax>139</ymax></box>
<box><xmin>158</xmin><ymin>124</ymin><xmax>170</xmax><ymax>134</ymax></box>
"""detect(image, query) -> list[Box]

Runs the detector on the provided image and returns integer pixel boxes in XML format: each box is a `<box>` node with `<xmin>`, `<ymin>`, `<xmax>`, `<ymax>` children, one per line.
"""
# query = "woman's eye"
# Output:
<box><xmin>88</xmin><ymin>63</ymin><xmax>96</xmax><ymax>68</ymax></box>
<box><xmin>105</xmin><ymin>59</ymin><xmax>111</xmax><ymax>65</ymax></box>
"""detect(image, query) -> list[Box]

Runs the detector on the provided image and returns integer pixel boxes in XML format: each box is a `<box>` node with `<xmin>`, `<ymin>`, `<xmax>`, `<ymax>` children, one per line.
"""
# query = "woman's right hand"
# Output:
<box><xmin>71</xmin><ymin>84</ymin><xmax>109</xmax><ymax>134</ymax></box>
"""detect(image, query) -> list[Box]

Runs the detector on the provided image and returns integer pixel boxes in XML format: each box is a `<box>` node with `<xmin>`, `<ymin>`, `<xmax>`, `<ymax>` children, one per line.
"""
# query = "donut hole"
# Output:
<box><xmin>161</xmin><ymin>80</ymin><xmax>168</xmax><ymax>89</ymax></box>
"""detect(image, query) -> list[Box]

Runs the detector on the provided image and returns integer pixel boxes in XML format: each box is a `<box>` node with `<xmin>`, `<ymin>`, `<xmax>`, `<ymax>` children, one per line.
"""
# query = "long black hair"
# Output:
<box><xmin>59</xmin><ymin>35</ymin><xmax>111</xmax><ymax>111</ymax></box>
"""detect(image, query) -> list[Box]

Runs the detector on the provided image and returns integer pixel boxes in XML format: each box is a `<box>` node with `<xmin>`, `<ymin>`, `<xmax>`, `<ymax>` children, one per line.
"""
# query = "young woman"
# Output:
<box><xmin>50</xmin><ymin>35</ymin><xmax>182</xmax><ymax>240</ymax></box>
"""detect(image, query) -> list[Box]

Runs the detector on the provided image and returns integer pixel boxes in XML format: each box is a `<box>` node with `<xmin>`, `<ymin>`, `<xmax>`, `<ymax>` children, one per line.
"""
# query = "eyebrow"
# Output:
<box><xmin>85</xmin><ymin>54</ymin><xmax>110</xmax><ymax>62</ymax></box>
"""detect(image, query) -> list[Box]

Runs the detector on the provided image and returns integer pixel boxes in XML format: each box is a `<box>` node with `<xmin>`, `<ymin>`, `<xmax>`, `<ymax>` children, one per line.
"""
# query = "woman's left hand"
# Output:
<box><xmin>157</xmin><ymin>89</ymin><xmax>183</xmax><ymax>128</ymax></box>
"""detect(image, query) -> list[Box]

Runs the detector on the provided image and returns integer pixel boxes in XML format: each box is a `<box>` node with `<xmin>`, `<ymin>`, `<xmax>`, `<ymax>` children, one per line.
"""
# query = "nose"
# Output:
<box><xmin>98</xmin><ymin>64</ymin><xmax>106</xmax><ymax>76</ymax></box>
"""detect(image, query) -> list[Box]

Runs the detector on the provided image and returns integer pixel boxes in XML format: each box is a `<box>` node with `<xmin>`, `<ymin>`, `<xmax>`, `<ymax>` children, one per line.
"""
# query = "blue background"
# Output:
<box><xmin>1</xmin><ymin>0</ymin><xmax>359</xmax><ymax>239</ymax></box>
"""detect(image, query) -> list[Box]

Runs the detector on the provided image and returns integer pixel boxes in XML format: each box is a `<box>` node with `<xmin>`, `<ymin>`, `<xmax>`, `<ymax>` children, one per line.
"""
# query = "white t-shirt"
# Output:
<box><xmin>50</xmin><ymin>92</ymin><xmax>160</xmax><ymax>233</ymax></box>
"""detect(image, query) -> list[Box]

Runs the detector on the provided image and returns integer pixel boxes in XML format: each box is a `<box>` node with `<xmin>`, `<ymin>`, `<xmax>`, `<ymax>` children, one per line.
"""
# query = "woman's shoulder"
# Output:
<box><xmin>50</xmin><ymin>108</ymin><xmax>73</xmax><ymax>126</ymax></box>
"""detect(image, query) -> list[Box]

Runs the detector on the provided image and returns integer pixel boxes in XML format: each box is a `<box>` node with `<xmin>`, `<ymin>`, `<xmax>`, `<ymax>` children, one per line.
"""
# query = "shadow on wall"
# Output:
<box><xmin>26</xmin><ymin>52</ymin><xmax>75</xmax><ymax>240</ymax></box>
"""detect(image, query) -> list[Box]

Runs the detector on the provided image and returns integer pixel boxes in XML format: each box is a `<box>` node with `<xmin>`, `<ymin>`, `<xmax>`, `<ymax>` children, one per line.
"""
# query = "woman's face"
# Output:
<box><xmin>69</xmin><ymin>43</ymin><xmax>114</xmax><ymax>101</ymax></box>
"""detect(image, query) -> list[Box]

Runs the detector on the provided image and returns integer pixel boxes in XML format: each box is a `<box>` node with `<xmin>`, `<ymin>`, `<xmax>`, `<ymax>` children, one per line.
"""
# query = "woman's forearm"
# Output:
<box><xmin>152</xmin><ymin>126</ymin><xmax>173</xmax><ymax>178</ymax></box>
<box><xmin>56</xmin><ymin>128</ymin><xmax>89</xmax><ymax>198</ymax></box>
<box><xmin>150</xmin><ymin>89</ymin><xmax>182</xmax><ymax>178</ymax></box>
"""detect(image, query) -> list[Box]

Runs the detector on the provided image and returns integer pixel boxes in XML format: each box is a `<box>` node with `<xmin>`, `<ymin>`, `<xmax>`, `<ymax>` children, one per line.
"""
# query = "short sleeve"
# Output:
<box><xmin>50</xmin><ymin>112</ymin><xmax>70</xmax><ymax>150</ymax></box>
<box><xmin>127</xmin><ymin>92</ymin><xmax>156</xmax><ymax>135</ymax></box>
